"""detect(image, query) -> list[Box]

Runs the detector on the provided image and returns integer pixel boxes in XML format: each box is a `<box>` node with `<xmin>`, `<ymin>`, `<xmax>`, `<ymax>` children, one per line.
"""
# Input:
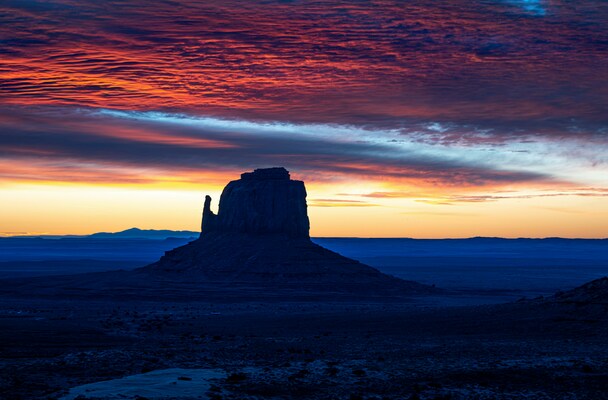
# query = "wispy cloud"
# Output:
<box><xmin>1</xmin><ymin>0</ymin><xmax>607</xmax><ymax>128</ymax></box>
<box><xmin>0</xmin><ymin>0</ymin><xmax>606</xmax><ymax>200</ymax></box>
<box><xmin>309</xmin><ymin>198</ymin><xmax>377</xmax><ymax>207</ymax></box>
<box><xmin>0</xmin><ymin>106</ymin><xmax>567</xmax><ymax>188</ymax></box>
<box><xmin>445</xmin><ymin>189</ymin><xmax>608</xmax><ymax>204</ymax></box>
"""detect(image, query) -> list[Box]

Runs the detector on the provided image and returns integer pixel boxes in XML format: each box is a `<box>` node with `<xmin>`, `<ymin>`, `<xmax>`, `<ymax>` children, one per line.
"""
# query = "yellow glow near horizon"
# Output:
<box><xmin>1</xmin><ymin>181</ymin><xmax>607</xmax><ymax>238</ymax></box>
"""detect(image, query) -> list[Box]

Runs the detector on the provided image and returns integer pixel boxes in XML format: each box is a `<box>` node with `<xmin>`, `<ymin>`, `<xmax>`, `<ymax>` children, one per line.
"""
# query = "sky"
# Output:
<box><xmin>0</xmin><ymin>0</ymin><xmax>607</xmax><ymax>238</ymax></box>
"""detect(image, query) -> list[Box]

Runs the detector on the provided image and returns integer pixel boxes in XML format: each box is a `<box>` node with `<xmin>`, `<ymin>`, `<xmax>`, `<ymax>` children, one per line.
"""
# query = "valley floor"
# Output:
<box><xmin>1</xmin><ymin>295</ymin><xmax>607</xmax><ymax>400</ymax></box>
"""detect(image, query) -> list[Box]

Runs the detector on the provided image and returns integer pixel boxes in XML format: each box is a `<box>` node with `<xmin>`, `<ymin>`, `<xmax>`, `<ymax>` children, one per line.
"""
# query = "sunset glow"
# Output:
<box><xmin>1</xmin><ymin>0</ymin><xmax>607</xmax><ymax>237</ymax></box>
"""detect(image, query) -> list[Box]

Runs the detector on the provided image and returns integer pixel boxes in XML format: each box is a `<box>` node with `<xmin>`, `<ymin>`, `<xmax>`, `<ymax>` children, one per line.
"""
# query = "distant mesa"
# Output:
<box><xmin>144</xmin><ymin>167</ymin><xmax>430</xmax><ymax>294</ymax></box>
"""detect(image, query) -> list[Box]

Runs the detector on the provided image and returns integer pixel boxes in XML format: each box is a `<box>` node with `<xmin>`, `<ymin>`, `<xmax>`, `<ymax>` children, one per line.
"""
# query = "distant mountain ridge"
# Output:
<box><xmin>3</xmin><ymin>228</ymin><xmax>606</xmax><ymax>241</ymax></box>
<box><xmin>6</xmin><ymin>228</ymin><xmax>198</xmax><ymax>240</ymax></box>
<box><xmin>89</xmin><ymin>228</ymin><xmax>198</xmax><ymax>240</ymax></box>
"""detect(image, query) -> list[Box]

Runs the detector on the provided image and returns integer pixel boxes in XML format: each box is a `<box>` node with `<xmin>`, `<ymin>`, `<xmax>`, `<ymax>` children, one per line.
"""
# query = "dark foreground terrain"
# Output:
<box><xmin>1</xmin><ymin>235</ymin><xmax>607</xmax><ymax>399</ymax></box>
<box><xmin>1</xmin><ymin>280</ymin><xmax>607</xmax><ymax>400</ymax></box>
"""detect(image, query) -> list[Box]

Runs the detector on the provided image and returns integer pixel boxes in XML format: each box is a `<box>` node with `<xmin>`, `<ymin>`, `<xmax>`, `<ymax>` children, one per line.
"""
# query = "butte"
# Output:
<box><xmin>0</xmin><ymin>168</ymin><xmax>433</xmax><ymax>299</ymax></box>
<box><xmin>142</xmin><ymin>167</ymin><xmax>430</xmax><ymax>294</ymax></box>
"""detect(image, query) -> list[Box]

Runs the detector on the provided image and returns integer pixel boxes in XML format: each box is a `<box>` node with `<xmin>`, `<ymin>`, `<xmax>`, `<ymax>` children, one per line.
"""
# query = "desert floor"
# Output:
<box><xmin>1</xmin><ymin>293</ymin><xmax>607</xmax><ymax>400</ymax></box>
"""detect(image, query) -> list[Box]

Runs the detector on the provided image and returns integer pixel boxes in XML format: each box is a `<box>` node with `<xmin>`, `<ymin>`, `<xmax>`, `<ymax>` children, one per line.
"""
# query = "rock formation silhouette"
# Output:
<box><xmin>144</xmin><ymin>167</ymin><xmax>430</xmax><ymax>293</ymax></box>
<box><xmin>200</xmin><ymin>167</ymin><xmax>309</xmax><ymax>238</ymax></box>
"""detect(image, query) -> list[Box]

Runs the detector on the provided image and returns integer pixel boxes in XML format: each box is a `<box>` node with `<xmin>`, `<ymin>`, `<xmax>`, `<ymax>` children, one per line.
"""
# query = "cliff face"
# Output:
<box><xmin>202</xmin><ymin>167</ymin><xmax>309</xmax><ymax>238</ymax></box>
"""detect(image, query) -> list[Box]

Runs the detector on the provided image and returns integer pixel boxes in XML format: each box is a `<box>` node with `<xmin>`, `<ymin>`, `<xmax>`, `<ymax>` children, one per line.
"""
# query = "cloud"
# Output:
<box><xmin>351</xmin><ymin>187</ymin><xmax>608</xmax><ymax>207</ymax></box>
<box><xmin>308</xmin><ymin>199</ymin><xmax>377</xmax><ymax>207</ymax></box>
<box><xmin>446</xmin><ymin>189</ymin><xmax>608</xmax><ymax>203</ymax></box>
<box><xmin>360</xmin><ymin>191</ymin><xmax>431</xmax><ymax>199</ymax></box>
<box><xmin>0</xmin><ymin>0</ymin><xmax>606</xmax><ymax>193</ymax></box>
<box><xmin>0</xmin><ymin>106</ymin><xmax>560</xmax><ymax>187</ymax></box>
<box><xmin>420</xmin><ymin>189</ymin><xmax>608</xmax><ymax>205</ymax></box>
<box><xmin>0</xmin><ymin>0</ymin><xmax>607</xmax><ymax>131</ymax></box>
<box><xmin>400</xmin><ymin>211</ymin><xmax>480</xmax><ymax>217</ymax></box>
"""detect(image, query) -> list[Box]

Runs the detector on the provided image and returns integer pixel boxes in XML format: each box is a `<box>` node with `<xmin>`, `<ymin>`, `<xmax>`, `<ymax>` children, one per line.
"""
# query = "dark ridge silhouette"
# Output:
<box><xmin>90</xmin><ymin>228</ymin><xmax>198</xmax><ymax>240</ymax></box>
<box><xmin>553</xmin><ymin>276</ymin><xmax>608</xmax><ymax>305</ymax></box>
<box><xmin>143</xmin><ymin>167</ymin><xmax>430</xmax><ymax>293</ymax></box>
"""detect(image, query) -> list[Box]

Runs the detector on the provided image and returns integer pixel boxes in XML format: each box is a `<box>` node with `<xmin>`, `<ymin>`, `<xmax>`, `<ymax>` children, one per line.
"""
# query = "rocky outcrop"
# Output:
<box><xmin>201</xmin><ymin>167</ymin><xmax>309</xmax><ymax>238</ymax></box>
<box><xmin>144</xmin><ymin>167</ymin><xmax>433</xmax><ymax>294</ymax></box>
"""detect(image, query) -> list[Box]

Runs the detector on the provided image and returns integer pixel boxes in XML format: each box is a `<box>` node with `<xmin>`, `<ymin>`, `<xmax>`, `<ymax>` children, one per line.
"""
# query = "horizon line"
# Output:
<box><xmin>1</xmin><ymin>228</ymin><xmax>607</xmax><ymax>241</ymax></box>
